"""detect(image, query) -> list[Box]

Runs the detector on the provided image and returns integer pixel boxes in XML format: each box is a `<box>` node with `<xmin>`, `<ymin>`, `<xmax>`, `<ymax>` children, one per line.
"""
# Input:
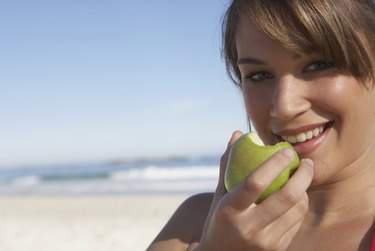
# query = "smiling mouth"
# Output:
<box><xmin>276</xmin><ymin>121</ymin><xmax>334</xmax><ymax>145</ymax></box>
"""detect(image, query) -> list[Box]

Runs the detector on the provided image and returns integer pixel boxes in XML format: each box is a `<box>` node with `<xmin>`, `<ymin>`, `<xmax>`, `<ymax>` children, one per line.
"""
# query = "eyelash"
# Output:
<box><xmin>244</xmin><ymin>71</ymin><xmax>272</xmax><ymax>82</ymax></box>
<box><xmin>242</xmin><ymin>60</ymin><xmax>334</xmax><ymax>84</ymax></box>
<box><xmin>304</xmin><ymin>60</ymin><xmax>333</xmax><ymax>72</ymax></box>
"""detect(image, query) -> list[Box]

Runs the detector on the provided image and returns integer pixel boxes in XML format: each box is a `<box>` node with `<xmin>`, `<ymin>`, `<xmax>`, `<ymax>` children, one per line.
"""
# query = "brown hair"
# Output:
<box><xmin>222</xmin><ymin>0</ymin><xmax>375</xmax><ymax>87</ymax></box>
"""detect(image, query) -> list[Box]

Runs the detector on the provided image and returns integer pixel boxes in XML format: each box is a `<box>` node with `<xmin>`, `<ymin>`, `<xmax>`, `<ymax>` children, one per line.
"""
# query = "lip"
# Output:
<box><xmin>288</xmin><ymin>121</ymin><xmax>334</xmax><ymax>157</ymax></box>
<box><xmin>274</xmin><ymin>122</ymin><xmax>329</xmax><ymax>136</ymax></box>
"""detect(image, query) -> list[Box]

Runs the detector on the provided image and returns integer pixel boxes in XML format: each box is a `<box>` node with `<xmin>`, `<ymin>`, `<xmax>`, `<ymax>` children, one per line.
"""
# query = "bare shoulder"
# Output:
<box><xmin>147</xmin><ymin>192</ymin><xmax>214</xmax><ymax>251</ymax></box>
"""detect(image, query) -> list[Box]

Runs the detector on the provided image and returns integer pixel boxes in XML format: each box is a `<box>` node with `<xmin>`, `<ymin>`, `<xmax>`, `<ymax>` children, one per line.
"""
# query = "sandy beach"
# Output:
<box><xmin>0</xmin><ymin>195</ymin><xmax>188</xmax><ymax>251</ymax></box>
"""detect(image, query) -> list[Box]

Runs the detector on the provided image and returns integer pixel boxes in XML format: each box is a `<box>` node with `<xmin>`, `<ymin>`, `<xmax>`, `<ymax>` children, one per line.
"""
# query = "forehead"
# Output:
<box><xmin>235</xmin><ymin>15</ymin><xmax>292</xmax><ymax>59</ymax></box>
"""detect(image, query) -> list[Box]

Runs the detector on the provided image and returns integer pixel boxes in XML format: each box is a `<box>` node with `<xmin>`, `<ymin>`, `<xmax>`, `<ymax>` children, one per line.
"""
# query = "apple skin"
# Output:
<box><xmin>224</xmin><ymin>132</ymin><xmax>300</xmax><ymax>204</ymax></box>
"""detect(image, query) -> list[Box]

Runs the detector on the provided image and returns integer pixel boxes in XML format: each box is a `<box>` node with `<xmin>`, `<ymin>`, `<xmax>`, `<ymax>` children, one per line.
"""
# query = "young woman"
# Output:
<box><xmin>148</xmin><ymin>0</ymin><xmax>375</xmax><ymax>250</ymax></box>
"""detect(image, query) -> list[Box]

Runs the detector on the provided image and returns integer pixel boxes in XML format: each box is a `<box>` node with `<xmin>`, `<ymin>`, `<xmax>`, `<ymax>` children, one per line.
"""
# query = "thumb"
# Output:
<box><xmin>212</xmin><ymin>130</ymin><xmax>244</xmax><ymax>210</ymax></box>
<box><xmin>200</xmin><ymin>131</ymin><xmax>243</xmax><ymax>241</ymax></box>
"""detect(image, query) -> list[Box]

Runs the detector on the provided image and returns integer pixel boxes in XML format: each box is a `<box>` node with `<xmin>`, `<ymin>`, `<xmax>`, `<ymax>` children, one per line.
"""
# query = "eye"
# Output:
<box><xmin>243</xmin><ymin>71</ymin><xmax>273</xmax><ymax>83</ymax></box>
<box><xmin>304</xmin><ymin>60</ymin><xmax>334</xmax><ymax>72</ymax></box>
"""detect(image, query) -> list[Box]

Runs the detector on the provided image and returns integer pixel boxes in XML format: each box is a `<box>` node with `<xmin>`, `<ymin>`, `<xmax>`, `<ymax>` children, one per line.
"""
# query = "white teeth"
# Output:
<box><xmin>281</xmin><ymin>125</ymin><xmax>325</xmax><ymax>144</ymax></box>
<box><xmin>296</xmin><ymin>133</ymin><xmax>306</xmax><ymax>142</ymax></box>
<box><xmin>306</xmin><ymin>131</ymin><xmax>313</xmax><ymax>140</ymax></box>
<box><xmin>313</xmin><ymin>128</ymin><xmax>320</xmax><ymax>137</ymax></box>
<box><xmin>286</xmin><ymin>135</ymin><xmax>297</xmax><ymax>143</ymax></box>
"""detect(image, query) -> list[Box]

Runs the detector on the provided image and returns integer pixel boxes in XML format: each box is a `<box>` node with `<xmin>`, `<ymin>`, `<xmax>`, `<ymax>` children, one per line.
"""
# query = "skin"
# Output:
<box><xmin>148</xmin><ymin>15</ymin><xmax>375</xmax><ymax>251</ymax></box>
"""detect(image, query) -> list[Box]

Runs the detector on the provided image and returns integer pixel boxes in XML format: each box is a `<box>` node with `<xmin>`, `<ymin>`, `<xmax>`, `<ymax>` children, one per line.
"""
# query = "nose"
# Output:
<box><xmin>270</xmin><ymin>76</ymin><xmax>311</xmax><ymax>120</ymax></box>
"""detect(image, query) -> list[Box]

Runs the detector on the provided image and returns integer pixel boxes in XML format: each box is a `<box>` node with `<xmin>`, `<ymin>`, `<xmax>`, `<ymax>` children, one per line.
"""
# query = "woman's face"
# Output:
<box><xmin>235</xmin><ymin>16</ymin><xmax>375</xmax><ymax>185</ymax></box>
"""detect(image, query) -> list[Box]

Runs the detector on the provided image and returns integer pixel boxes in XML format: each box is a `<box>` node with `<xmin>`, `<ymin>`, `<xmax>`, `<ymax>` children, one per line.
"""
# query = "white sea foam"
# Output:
<box><xmin>0</xmin><ymin>160</ymin><xmax>220</xmax><ymax>195</ymax></box>
<box><xmin>11</xmin><ymin>176</ymin><xmax>41</xmax><ymax>186</ymax></box>
<box><xmin>109</xmin><ymin>165</ymin><xmax>219</xmax><ymax>181</ymax></box>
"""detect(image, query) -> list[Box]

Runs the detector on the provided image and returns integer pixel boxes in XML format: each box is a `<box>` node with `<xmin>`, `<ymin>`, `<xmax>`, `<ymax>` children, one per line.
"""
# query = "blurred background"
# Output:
<box><xmin>0</xmin><ymin>0</ymin><xmax>248</xmax><ymax>196</ymax></box>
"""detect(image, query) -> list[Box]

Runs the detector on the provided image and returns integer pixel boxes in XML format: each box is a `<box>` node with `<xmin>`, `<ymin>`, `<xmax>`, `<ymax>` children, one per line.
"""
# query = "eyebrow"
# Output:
<box><xmin>237</xmin><ymin>54</ymin><xmax>302</xmax><ymax>65</ymax></box>
<box><xmin>237</xmin><ymin>57</ymin><xmax>266</xmax><ymax>65</ymax></box>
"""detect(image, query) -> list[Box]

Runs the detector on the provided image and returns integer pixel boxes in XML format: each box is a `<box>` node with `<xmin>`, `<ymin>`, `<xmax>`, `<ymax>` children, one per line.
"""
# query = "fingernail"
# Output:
<box><xmin>281</xmin><ymin>148</ymin><xmax>294</xmax><ymax>159</ymax></box>
<box><xmin>228</xmin><ymin>130</ymin><xmax>242</xmax><ymax>145</ymax></box>
<box><xmin>302</xmin><ymin>158</ymin><xmax>314</xmax><ymax>167</ymax></box>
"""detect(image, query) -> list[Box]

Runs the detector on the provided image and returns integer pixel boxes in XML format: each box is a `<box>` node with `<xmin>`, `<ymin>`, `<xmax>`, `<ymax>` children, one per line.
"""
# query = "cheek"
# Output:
<box><xmin>242</xmin><ymin>86</ymin><xmax>273</xmax><ymax>129</ymax></box>
<box><xmin>312</xmin><ymin>77</ymin><xmax>359</xmax><ymax>119</ymax></box>
<box><xmin>316</xmin><ymin>79</ymin><xmax>375</xmax><ymax>162</ymax></box>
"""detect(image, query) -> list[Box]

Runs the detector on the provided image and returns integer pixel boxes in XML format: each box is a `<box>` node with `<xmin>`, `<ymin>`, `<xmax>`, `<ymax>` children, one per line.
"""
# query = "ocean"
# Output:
<box><xmin>0</xmin><ymin>156</ymin><xmax>220</xmax><ymax>196</ymax></box>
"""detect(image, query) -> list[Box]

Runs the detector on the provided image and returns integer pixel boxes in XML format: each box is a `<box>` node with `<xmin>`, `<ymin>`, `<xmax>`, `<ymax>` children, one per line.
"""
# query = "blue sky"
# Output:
<box><xmin>0</xmin><ymin>0</ymin><xmax>248</xmax><ymax>167</ymax></box>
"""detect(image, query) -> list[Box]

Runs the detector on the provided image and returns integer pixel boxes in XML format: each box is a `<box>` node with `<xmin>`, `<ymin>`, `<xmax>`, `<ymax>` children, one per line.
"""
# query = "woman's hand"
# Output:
<box><xmin>197</xmin><ymin>131</ymin><xmax>314</xmax><ymax>251</ymax></box>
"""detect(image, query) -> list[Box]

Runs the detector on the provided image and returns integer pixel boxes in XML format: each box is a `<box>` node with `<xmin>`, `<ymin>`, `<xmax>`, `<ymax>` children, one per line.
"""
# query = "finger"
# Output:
<box><xmin>257</xmin><ymin>159</ymin><xmax>313</xmax><ymax>224</ymax></box>
<box><xmin>201</xmin><ymin>131</ymin><xmax>244</xmax><ymax>235</ymax></box>
<box><xmin>219</xmin><ymin>130</ymin><xmax>244</xmax><ymax>179</ymax></box>
<box><xmin>216</xmin><ymin>130</ymin><xmax>244</xmax><ymax>195</ymax></box>
<box><xmin>267</xmin><ymin>192</ymin><xmax>309</xmax><ymax>237</ymax></box>
<box><xmin>208</xmin><ymin>131</ymin><xmax>244</xmax><ymax>214</ymax></box>
<box><xmin>277</xmin><ymin>212</ymin><xmax>306</xmax><ymax>250</ymax></box>
<box><xmin>256</xmin><ymin>194</ymin><xmax>308</xmax><ymax>251</ymax></box>
<box><xmin>249</xmin><ymin>211</ymin><xmax>306</xmax><ymax>251</ymax></box>
<box><xmin>277</xmin><ymin>194</ymin><xmax>309</xmax><ymax>250</ymax></box>
<box><xmin>225</xmin><ymin>148</ymin><xmax>296</xmax><ymax>211</ymax></box>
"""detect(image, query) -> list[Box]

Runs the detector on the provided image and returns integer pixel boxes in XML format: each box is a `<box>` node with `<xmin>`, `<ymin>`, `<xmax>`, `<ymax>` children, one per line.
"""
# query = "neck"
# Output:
<box><xmin>306</xmin><ymin>160</ymin><xmax>375</xmax><ymax>226</ymax></box>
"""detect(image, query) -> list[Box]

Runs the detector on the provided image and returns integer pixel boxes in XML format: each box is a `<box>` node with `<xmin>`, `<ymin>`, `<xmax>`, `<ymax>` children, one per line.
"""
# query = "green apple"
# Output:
<box><xmin>224</xmin><ymin>131</ymin><xmax>300</xmax><ymax>204</ymax></box>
